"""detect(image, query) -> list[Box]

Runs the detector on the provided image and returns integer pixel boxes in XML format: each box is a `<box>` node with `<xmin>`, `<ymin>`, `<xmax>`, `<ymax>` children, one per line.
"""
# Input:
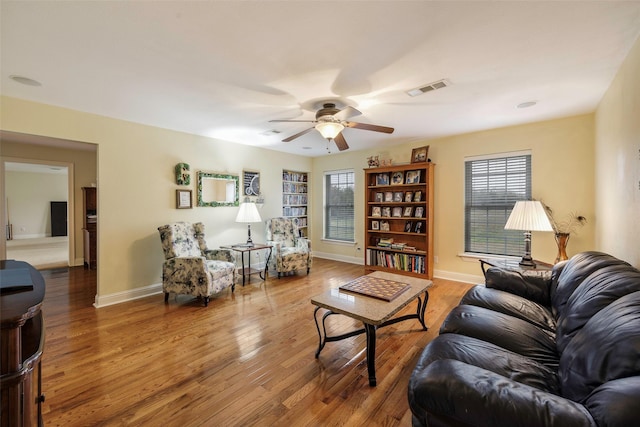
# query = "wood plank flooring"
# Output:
<box><xmin>38</xmin><ymin>259</ymin><xmax>474</xmax><ymax>426</ymax></box>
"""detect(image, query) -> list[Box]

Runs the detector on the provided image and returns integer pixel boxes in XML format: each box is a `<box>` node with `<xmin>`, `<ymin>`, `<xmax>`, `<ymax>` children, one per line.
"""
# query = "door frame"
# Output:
<box><xmin>1</xmin><ymin>157</ymin><xmax>75</xmax><ymax>266</ymax></box>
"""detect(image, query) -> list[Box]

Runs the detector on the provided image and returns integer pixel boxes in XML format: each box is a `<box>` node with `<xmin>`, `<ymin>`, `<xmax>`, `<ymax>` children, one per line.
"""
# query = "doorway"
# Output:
<box><xmin>4</xmin><ymin>161</ymin><xmax>73</xmax><ymax>269</ymax></box>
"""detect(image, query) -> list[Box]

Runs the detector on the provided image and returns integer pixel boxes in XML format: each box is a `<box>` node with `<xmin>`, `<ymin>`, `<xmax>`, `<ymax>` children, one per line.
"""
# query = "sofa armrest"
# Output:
<box><xmin>409</xmin><ymin>359</ymin><xmax>595</xmax><ymax>427</ymax></box>
<box><xmin>485</xmin><ymin>267</ymin><xmax>552</xmax><ymax>306</ymax></box>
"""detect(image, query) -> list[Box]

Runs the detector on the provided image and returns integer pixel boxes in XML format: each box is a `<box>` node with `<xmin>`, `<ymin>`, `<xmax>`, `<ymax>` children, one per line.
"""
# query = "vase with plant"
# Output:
<box><xmin>542</xmin><ymin>203</ymin><xmax>587</xmax><ymax>264</ymax></box>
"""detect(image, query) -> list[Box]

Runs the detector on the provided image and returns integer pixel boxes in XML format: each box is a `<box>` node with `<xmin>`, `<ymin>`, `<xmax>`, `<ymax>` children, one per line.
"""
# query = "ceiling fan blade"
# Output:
<box><xmin>269</xmin><ymin>119</ymin><xmax>316</xmax><ymax>123</ymax></box>
<box><xmin>333</xmin><ymin>106</ymin><xmax>362</xmax><ymax>121</ymax></box>
<box><xmin>334</xmin><ymin>132</ymin><xmax>349</xmax><ymax>151</ymax></box>
<box><xmin>345</xmin><ymin>121</ymin><xmax>394</xmax><ymax>134</ymax></box>
<box><xmin>282</xmin><ymin>127</ymin><xmax>315</xmax><ymax>142</ymax></box>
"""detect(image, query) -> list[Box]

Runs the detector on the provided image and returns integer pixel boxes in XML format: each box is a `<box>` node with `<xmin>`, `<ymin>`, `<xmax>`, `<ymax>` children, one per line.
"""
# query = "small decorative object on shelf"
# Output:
<box><xmin>367</xmin><ymin>155</ymin><xmax>380</xmax><ymax>168</ymax></box>
<box><xmin>364</xmin><ymin>162</ymin><xmax>435</xmax><ymax>279</ymax></box>
<box><xmin>175</xmin><ymin>163</ymin><xmax>190</xmax><ymax>186</ymax></box>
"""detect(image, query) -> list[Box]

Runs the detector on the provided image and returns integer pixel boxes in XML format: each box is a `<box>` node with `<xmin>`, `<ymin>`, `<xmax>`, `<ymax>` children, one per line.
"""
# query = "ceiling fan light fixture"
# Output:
<box><xmin>315</xmin><ymin>121</ymin><xmax>344</xmax><ymax>140</ymax></box>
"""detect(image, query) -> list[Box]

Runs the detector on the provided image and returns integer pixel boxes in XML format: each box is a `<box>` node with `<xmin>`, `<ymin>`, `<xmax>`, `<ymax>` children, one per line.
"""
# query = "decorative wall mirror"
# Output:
<box><xmin>197</xmin><ymin>171</ymin><xmax>239</xmax><ymax>207</ymax></box>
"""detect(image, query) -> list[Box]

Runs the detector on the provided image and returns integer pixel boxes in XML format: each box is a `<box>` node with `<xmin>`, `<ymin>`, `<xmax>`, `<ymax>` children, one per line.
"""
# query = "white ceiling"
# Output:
<box><xmin>2</xmin><ymin>1</ymin><xmax>640</xmax><ymax>157</ymax></box>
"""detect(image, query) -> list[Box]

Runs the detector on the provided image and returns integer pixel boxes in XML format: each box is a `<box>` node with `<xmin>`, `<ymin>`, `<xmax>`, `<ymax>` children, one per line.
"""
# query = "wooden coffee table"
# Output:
<box><xmin>311</xmin><ymin>271</ymin><xmax>433</xmax><ymax>386</ymax></box>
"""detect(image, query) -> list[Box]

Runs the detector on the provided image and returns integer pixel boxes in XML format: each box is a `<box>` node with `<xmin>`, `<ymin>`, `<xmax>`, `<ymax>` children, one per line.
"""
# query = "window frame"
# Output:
<box><xmin>323</xmin><ymin>169</ymin><xmax>355</xmax><ymax>243</ymax></box>
<box><xmin>463</xmin><ymin>151</ymin><xmax>532</xmax><ymax>258</ymax></box>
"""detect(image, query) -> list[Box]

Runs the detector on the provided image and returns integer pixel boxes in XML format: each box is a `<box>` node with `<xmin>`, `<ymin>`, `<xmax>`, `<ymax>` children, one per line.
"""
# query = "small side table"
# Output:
<box><xmin>221</xmin><ymin>243</ymin><xmax>272</xmax><ymax>286</ymax></box>
<box><xmin>480</xmin><ymin>258</ymin><xmax>553</xmax><ymax>279</ymax></box>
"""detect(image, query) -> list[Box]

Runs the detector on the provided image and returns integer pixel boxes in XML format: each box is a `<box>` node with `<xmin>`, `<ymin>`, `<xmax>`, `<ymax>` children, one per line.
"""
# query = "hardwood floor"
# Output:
<box><xmin>38</xmin><ymin>259</ymin><xmax>474</xmax><ymax>426</ymax></box>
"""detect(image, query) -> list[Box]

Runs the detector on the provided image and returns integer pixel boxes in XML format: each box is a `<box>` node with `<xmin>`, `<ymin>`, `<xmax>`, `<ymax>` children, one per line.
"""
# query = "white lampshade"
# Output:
<box><xmin>504</xmin><ymin>201</ymin><xmax>553</xmax><ymax>232</ymax></box>
<box><xmin>235</xmin><ymin>202</ymin><xmax>261</xmax><ymax>223</ymax></box>
<box><xmin>315</xmin><ymin>121</ymin><xmax>344</xmax><ymax>140</ymax></box>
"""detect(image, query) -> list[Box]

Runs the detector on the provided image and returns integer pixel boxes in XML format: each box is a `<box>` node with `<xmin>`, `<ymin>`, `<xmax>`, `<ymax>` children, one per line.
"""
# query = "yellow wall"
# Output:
<box><xmin>595</xmin><ymin>34</ymin><xmax>640</xmax><ymax>267</ymax></box>
<box><xmin>1</xmin><ymin>96</ymin><xmax>311</xmax><ymax>305</ymax></box>
<box><xmin>312</xmin><ymin>114</ymin><xmax>596</xmax><ymax>280</ymax></box>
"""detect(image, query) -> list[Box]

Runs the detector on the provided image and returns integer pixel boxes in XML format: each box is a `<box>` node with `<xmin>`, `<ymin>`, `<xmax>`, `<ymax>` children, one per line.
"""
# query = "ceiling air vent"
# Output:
<box><xmin>406</xmin><ymin>79</ymin><xmax>450</xmax><ymax>97</ymax></box>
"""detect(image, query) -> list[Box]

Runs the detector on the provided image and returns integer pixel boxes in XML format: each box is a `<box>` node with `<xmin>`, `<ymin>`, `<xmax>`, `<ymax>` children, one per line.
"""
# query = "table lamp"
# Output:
<box><xmin>235</xmin><ymin>201</ymin><xmax>262</xmax><ymax>247</ymax></box>
<box><xmin>504</xmin><ymin>200</ymin><xmax>553</xmax><ymax>267</ymax></box>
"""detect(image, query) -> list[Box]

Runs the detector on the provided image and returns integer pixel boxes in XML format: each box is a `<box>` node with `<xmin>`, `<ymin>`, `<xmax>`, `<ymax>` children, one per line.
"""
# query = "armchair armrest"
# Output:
<box><xmin>485</xmin><ymin>267</ymin><xmax>552</xmax><ymax>307</ymax></box>
<box><xmin>266</xmin><ymin>240</ymin><xmax>282</xmax><ymax>254</ymax></box>
<box><xmin>409</xmin><ymin>359</ymin><xmax>595</xmax><ymax>427</ymax></box>
<box><xmin>295</xmin><ymin>237</ymin><xmax>311</xmax><ymax>251</ymax></box>
<box><xmin>203</xmin><ymin>249</ymin><xmax>235</xmax><ymax>263</ymax></box>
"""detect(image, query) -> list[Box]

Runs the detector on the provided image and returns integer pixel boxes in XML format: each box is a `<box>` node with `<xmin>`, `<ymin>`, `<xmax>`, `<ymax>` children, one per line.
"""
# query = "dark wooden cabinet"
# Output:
<box><xmin>1</xmin><ymin>260</ymin><xmax>45</xmax><ymax>427</ymax></box>
<box><xmin>82</xmin><ymin>187</ymin><xmax>97</xmax><ymax>269</ymax></box>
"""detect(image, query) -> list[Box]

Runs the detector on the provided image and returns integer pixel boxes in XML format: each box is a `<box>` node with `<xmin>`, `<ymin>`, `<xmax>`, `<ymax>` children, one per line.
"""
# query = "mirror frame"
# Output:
<box><xmin>196</xmin><ymin>171</ymin><xmax>239</xmax><ymax>207</ymax></box>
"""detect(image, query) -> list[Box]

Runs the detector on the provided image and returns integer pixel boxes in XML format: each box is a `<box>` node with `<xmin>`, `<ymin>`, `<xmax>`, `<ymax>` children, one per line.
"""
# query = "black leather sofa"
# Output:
<box><xmin>408</xmin><ymin>251</ymin><xmax>640</xmax><ymax>427</ymax></box>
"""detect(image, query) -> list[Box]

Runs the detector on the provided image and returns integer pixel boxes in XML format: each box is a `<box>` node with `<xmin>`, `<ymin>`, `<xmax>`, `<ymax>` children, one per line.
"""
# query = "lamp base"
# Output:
<box><xmin>518</xmin><ymin>256</ymin><xmax>537</xmax><ymax>268</ymax></box>
<box><xmin>245</xmin><ymin>224</ymin><xmax>254</xmax><ymax>247</ymax></box>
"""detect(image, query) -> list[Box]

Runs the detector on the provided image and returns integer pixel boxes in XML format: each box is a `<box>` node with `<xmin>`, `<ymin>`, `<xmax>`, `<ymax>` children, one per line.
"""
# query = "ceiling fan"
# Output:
<box><xmin>269</xmin><ymin>103</ymin><xmax>394</xmax><ymax>151</ymax></box>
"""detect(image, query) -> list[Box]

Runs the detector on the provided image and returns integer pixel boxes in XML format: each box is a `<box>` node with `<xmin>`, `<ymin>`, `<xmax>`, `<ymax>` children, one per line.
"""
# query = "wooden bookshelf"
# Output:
<box><xmin>282</xmin><ymin>170</ymin><xmax>308</xmax><ymax>237</ymax></box>
<box><xmin>364</xmin><ymin>163</ymin><xmax>434</xmax><ymax>279</ymax></box>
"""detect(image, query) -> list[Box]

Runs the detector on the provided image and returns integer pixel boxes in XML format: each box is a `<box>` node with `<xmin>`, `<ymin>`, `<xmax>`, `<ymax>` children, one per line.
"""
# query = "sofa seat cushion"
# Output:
<box><xmin>584</xmin><ymin>377</ymin><xmax>640</xmax><ymax>427</ymax></box>
<box><xmin>413</xmin><ymin>333</ymin><xmax>560</xmax><ymax>394</ymax></box>
<box><xmin>559</xmin><ymin>290</ymin><xmax>640</xmax><ymax>403</ymax></box>
<box><xmin>461</xmin><ymin>285</ymin><xmax>556</xmax><ymax>332</ymax></box>
<box><xmin>440</xmin><ymin>304</ymin><xmax>559</xmax><ymax>369</ymax></box>
<box><xmin>410</xmin><ymin>359</ymin><xmax>595</xmax><ymax>427</ymax></box>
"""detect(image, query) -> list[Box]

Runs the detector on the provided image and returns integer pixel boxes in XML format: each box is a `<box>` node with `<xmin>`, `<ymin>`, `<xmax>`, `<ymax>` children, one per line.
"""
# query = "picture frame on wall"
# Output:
<box><xmin>176</xmin><ymin>189</ymin><xmax>192</xmax><ymax>209</ymax></box>
<box><xmin>411</xmin><ymin>145</ymin><xmax>429</xmax><ymax>163</ymax></box>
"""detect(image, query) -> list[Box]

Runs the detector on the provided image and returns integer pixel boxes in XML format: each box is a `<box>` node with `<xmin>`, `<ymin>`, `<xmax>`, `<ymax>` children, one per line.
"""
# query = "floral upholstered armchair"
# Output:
<box><xmin>265</xmin><ymin>217</ymin><xmax>312</xmax><ymax>278</ymax></box>
<box><xmin>158</xmin><ymin>222</ymin><xmax>235</xmax><ymax>306</ymax></box>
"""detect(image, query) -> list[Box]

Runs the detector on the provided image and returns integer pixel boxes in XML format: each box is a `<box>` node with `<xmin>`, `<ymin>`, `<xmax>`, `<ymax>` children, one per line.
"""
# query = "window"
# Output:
<box><xmin>465</xmin><ymin>153</ymin><xmax>531</xmax><ymax>256</ymax></box>
<box><xmin>324</xmin><ymin>169</ymin><xmax>355</xmax><ymax>242</ymax></box>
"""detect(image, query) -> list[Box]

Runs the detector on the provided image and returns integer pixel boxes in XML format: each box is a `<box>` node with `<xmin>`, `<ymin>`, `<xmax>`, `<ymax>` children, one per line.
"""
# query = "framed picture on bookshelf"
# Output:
<box><xmin>403</xmin><ymin>206</ymin><xmax>413</xmax><ymax>217</ymax></box>
<box><xmin>411</xmin><ymin>145</ymin><xmax>429</xmax><ymax>163</ymax></box>
<box><xmin>414</xmin><ymin>206</ymin><xmax>424</xmax><ymax>218</ymax></box>
<box><xmin>414</xmin><ymin>190</ymin><xmax>422</xmax><ymax>202</ymax></box>
<box><xmin>404</xmin><ymin>220</ymin><xmax>413</xmax><ymax>232</ymax></box>
<box><xmin>384</xmin><ymin>191</ymin><xmax>393</xmax><ymax>202</ymax></box>
<box><xmin>405</xmin><ymin>170</ymin><xmax>421</xmax><ymax>184</ymax></box>
<box><xmin>382</xmin><ymin>207</ymin><xmax>392</xmax><ymax>217</ymax></box>
<box><xmin>414</xmin><ymin>221</ymin><xmax>424</xmax><ymax>233</ymax></box>
<box><xmin>376</xmin><ymin>173</ymin><xmax>390</xmax><ymax>185</ymax></box>
<box><xmin>371</xmin><ymin>220</ymin><xmax>380</xmax><ymax>230</ymax></box>
<box><xmin>392</xmin><ymin>207</ymin><xmax>402</xmax><ymax>217</ymax></box>
<box><xmin>380</xmin><ymin>221</ymin><xmax>390</xmax><ymax>231</ymax></box>
<box><xmin>405</xmin><ymin>191</ymin><xmax>413</xmax><ymax>202</ymax></box>
<box><xmin>393</xmin><ymin>191</ymin><xmax>404</xmax><ymax>202</ymax></box>
<box><xmin>391</xmin><ymin>171</ymin><xmax>404</xmax><ymax>185</ymax></box>
<box><xmin>372</xmin><ymin>206</ymin><xmax>382</xmax><ymax>217</ymax></box>
<box><xmin>375</xmin><ymin>192</ymin><xmax>384</xmax><ymax>202</ymax></box>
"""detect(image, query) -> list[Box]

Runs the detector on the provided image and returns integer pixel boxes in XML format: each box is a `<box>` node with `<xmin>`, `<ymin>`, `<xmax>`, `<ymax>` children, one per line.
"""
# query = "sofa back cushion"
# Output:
<box><xmin>559</xmin><ymin>290</ymin><xmax>640</xmax><ymax>402</ymax></box>
<box><xmin>556</xmin><ymin>264</ymin><xmax>640</xmax><ymax>353</ymax></box>
<box><xmin>158</xmin><ymin>222</ymin><xmax>203</xmax><ymax>259</ymax></box>
<box><xmin>551</xmin><ymin>251</ymin><xmax>629</xmax><ymax>318</ymax></box>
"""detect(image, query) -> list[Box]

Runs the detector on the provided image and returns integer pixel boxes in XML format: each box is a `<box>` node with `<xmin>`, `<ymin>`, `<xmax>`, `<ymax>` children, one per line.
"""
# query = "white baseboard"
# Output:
<box><xmin>312</xmin><ymin>251</ymin><xmax>362</xmax><ymax>265</ymax></box>
<box><xmin>94</xmin><ymin>282</ymin><xmax>163</xmax><ymax>308</ymax></box>
<box><xmin>13</xmin><ymin>233</ymin><xmax>47</xmax><ymax>239</ymax></box>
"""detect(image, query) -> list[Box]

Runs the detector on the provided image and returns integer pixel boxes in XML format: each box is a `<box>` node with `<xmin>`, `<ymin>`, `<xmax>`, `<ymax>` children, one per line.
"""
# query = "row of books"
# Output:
<box><xmin>283</xmin><ymin>194</ymin><xmax>308</xmax><ymax>205</ymax></box>
<box><xmin>283</xmin><ymin>206</ymin><xmax>307</xmax><ymax>216</ymax></box>
<box><xmin>283</xmin><ymin>182</ymin><xmax>307</xmax><ymax>193</ymax></box>
<box><xmin>366</xmin><ymin>249</ymin><xmax>426</xmax><ymax>273</ymax></box>
<box><xmin>283</xmin><ymin>172</ymin><xmax>307</xmax><ymax>182</ymax></box>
